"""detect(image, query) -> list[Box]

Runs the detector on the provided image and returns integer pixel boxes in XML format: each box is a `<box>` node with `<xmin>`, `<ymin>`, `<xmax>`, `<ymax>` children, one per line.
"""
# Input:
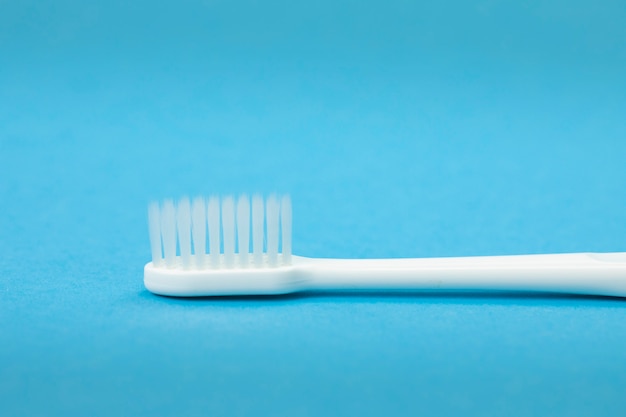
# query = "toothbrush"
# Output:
<box><xmin>144</xmin><ymin>195</ymin><xmax>626</xmax><ymax>298</ymax></box>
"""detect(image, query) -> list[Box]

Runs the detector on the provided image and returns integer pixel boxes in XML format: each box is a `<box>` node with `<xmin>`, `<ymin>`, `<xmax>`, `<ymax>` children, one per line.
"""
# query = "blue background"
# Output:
<box><xmin>1</xmin><ymin>1</ymin><xmax>626</xmax><ymax>416</ymax></box>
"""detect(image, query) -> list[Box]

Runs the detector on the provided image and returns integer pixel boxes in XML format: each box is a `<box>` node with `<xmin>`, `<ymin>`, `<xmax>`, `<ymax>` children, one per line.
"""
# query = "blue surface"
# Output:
<box><xmin>2</xmin><ymin>1</ymin><xmax>626</xmax><ymax>416</ymax></box>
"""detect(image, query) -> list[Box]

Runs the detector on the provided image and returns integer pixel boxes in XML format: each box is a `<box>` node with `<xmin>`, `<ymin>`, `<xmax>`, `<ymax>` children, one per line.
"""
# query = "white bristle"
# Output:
<box><xmin>252</xmin><ymin>194</ymin><xmax>264</xmax><ymax>266</ymax></box>
<box><xmin>207</xmin><ymin>196</ymin><xmax>221</xmax><ymax>268</ymax></box>
<box><xmin>177</xmin><ymin>197</ymin><xmax>192</xmax><ymax>269</ymax></box>
<box><xmin>148</xmin><ymin>194</ymin><xmax>293</xmax><ymax>270</ymax></box>
<box><xmin>161</xmin><ymin>199</ymin><xmax>177</xmax><ymax>268</ymax></box>
<box><xmin>222</xmin><ymin>196</ymin><xmax>235</xmax><ymax>267</ymax></box>
<box><xmin>237</xmin><ymin>194</ymin><xmax>250</xmax><ymax>267</ymax></box>
<box><xmin>266</xmin><ymin>194</ymin><xmax>279</xmax><ymax>266</ymax></box>
<box><xmin>281</xmin><ymin>195</ymin><xmax>292</xmax><ymax>265</ymax></box>
<box><xmin>191</xmin><ymin>196</ymin><xmax>206</xmax><ymax>267</ymax></box>
<box><xmin>148</xmin><ymin>202</ymin><xmax>162</xmax><ymax>266</ymax></box>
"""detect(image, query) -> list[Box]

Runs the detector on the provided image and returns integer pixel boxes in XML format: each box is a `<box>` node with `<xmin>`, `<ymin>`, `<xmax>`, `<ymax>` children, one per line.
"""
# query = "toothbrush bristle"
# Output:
<box><xmin>161</xmin><ymin>199</ymin><xmax>177</xmax><ymax>268</ymax></box>
<box><xmin>191</xmin><ymin>197</ymin><xmax>206</xmax><ymax>267</ymax></box>
<box><xmin>252</xmin><ymin>194</ymin><xmax>264</xmax><ymax>266</ymax></box>
<box><xmin>266</xmin><ymin>194</ymin><xmax>279</xmax><ymax>266</ymax></box>
<box><xmin>177</xmin><ymin>197</ymin><xmax>192</xmax><ymax>269</ymax></box>
<box><xmin>147</xmin><ymin>202</ymin><xmax>162</xmax><ymax>267</ymax></box>
<box><xmin>222</xmin><ymin>196</ymin><xmax>236</xmax><ymax>267</ymax></box>
<box><xmin>280</xmin><ymin>195</ymin><xmax>292</xmax><ymax>264</ymax></box>
<box><xmin>148</xmin><ymin>194</ymin><xmax>292</xmax><ymax>269</ymax></box>
<box><xmin>236</xmin><ymin>195</ymin><xmax>250</xmax><ymax>266</ymax></box>
<box><xmin>207</xmin><ymin>196</ymin><xmax>220</xmax><ymax>267</ymax></box>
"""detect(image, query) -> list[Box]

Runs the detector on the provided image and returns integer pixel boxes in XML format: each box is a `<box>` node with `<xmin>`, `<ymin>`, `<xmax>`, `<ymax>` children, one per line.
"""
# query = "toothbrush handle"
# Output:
<box><xmin>299</xmin><ymin>253</ymin><xmax>626</xmax><ymax>297</ymax></box>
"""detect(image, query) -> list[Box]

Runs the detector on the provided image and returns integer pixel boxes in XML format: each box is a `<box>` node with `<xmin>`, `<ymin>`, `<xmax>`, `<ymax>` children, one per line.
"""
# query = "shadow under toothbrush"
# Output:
<box><xmin>140</xmin><ymin>289</ymin><xmax>626</xmax><ymax>304</ymax></box>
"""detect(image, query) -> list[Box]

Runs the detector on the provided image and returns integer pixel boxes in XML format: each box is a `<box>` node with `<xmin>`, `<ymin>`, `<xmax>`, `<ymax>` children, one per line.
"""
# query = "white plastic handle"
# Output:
<box><xmin>144</xmin><ymin>253</ymin><xmax>626</xmax><ymax>297</ymax></box>
<box><xmin>300</xmin><ymin>253</ymin><xmax>626</xmax><ymax>297</ymax></box>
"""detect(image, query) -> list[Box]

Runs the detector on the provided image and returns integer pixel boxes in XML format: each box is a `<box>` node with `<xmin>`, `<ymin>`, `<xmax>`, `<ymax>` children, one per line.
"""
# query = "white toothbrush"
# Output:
<box><xmin>144</xmin><ymin>195</ymin><xmax>626</xmax><ymax>298</ymax></box>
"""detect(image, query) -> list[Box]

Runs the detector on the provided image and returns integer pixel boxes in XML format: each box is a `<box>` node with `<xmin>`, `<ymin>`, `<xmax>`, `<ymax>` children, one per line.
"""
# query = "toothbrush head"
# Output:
<box><xmin>144</xmin><ymin>194</ymin><xmax>300</xmax><ymax>296</ymax></box>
